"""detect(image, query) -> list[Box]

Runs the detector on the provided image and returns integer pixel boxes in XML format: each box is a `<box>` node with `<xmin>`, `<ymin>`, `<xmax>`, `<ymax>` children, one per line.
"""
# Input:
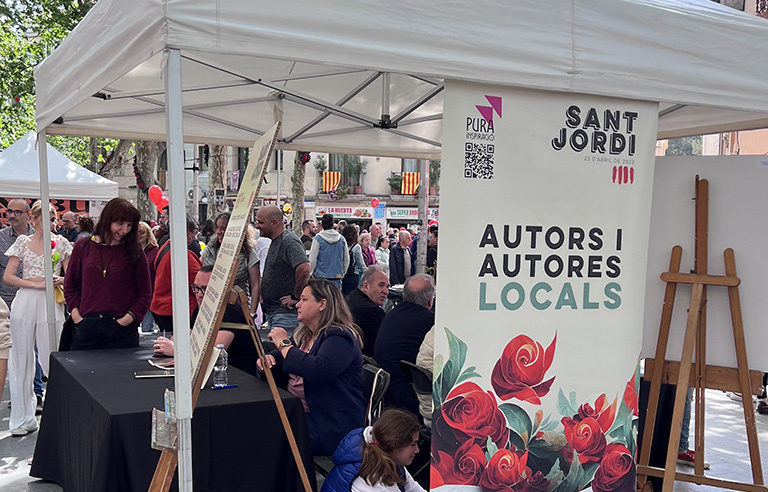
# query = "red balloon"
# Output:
<box><xmin>157</xmin><ymin>196</ymin><xmax>169</xmax><ymax>211</ymax></box>
<box><xmin>148</xmin><ymin>185</ymin><xmax>163</xmax><ymax>205</ymax></box>
<box><xmin>371</xmin><ymin>198</ymin><xmax>380</xmax><ymax>209</ymax></box>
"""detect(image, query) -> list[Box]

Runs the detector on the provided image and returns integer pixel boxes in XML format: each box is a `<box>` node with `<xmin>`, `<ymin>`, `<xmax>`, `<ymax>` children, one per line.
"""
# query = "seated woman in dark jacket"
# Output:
<box><xmin>260</xmin><ymin>278</ymin><xmax>366</xmax><ymax>455</ymax></box>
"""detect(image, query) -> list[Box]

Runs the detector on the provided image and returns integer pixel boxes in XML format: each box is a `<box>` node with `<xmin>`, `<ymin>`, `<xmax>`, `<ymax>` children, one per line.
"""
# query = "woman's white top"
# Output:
<box><xmin>375</xmin><ymin>247</ymin><xmax>390</xmax><ymax>275</ymax></box>
<box><xmin>351</xmin><ymin>469</ymin><xmax>426</xmax><ymax>492</ymax></box>
<box><xmin>5</xmin><ymin>234</ymin><xmax>72</xmax><ymax>277</ymax></box>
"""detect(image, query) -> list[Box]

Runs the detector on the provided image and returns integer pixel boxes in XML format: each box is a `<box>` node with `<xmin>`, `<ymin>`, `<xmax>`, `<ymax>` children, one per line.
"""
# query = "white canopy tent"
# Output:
<box><xmin>0</xmin><ymin>131</ymin><xmax>118</xmax><ymax>200</ymax></box>
<box><xmin>35</xmin><ymin>0</ymin><xmax>768</xmax><ymax>157</ymax></box>
<box><xmin>32</xmin><ymin>0</ymin><xmax>768</xmax><ymax>489</ymax></box>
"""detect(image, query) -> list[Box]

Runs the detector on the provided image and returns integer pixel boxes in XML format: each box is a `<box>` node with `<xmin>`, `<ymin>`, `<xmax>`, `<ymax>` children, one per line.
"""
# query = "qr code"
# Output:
<box><xmin>464</xmin><ymin>142</ymin><xmax>494</xmax><ymax>179</ymax></box>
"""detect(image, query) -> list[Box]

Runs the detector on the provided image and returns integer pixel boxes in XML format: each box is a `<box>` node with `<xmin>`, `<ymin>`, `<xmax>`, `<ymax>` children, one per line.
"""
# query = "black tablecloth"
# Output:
<box><xmin>31</xmin><ymin>347</ymin><xmax>315</xmax><ymax>492</ymax></box>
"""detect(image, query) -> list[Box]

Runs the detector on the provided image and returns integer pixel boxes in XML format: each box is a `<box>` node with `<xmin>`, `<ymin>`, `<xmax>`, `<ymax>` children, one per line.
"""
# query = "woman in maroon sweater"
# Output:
<box><xmin>63</xmin><ymin>198</ymin><xmax>151</xmax><ymax>350</ymax></box>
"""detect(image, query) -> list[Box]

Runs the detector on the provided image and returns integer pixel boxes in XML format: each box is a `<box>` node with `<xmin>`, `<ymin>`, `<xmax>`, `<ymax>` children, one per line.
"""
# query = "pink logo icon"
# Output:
<box><xmin>612</xmin><ymin>165</ymin><xmax>635</xmax><ymax>185</ymax></box>
<box><xmin>476</xmin><ymin>95</ymin><xmax>502</xmax><ymax>123</ymax></box>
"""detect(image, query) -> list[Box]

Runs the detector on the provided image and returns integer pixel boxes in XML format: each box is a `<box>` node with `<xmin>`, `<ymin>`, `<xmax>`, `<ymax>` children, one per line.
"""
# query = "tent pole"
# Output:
<box><xmin>165</xmin><ymin>48</ymin><xmax>194</xmax><ymax>492</ymax></box>
<box><xmin>35</xmin><ymin>129</ymin><xmax>59</xmax><ymax>358</ymax></box>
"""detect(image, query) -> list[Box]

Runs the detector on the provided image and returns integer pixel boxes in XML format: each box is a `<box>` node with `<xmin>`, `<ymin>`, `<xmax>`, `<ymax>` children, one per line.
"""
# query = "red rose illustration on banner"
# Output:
<box><xmin>440</xmin><ymin>382</ymin><xmax>509</xmax><ymax>448</ymax></box>
<box><xmin>519</xmin><ymin>470</ymin><xmax>550</xmax><ymax>492</ymax></box>
<box><xmin>433</xmin><ymin>439</ymin><xmax>487</xmax><ymax>486</ymax></box>
<box><xmin>491</xmin><ymin>333</ymin><xmax>556</xmax><ymax>404</ymax></box>
<box><xmin>479</xmin><ymin>449</ymin><xmax>529</xmax><ymax>492</ymax></box>
<box><xmin>624</xmin><ymin>372</ymin><xmax>638</xmax><ymax>417</ymax></box>
<box><xmin>561</xmin><ymin>416</ymin><xmax>606</xmax><ymax>464</ymax></box>
<box><xmin>576</xmin><ymin>393</ymin><xmax>617</xmax><ymax>432</ymax></box>
<box><xmin>592</xmin><ymin>443</ymin><xmax>636</xmax><ymax>492</ymax></box>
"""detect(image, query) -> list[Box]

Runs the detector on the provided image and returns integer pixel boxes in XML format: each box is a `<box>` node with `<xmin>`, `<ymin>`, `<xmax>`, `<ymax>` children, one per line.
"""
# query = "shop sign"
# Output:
<box><xmin>315</xmin><ymin>205</ymin><xmax>373</xmax><ymax>219</ymax></box>
<box><xmin>385</xmin><ymin>207</ymin><xmax>439</xmax><ymax>220</ymax></box>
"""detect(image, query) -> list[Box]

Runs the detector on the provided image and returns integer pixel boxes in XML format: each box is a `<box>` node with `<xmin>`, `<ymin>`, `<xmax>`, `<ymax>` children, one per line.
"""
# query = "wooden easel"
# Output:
<box><xmin>637</xmin><ymin>177</ymin><xmax>766</xmax><ymax>492</ymax></box>
<box><xmin>147</xmin><ymin>282</ymin><xmax>313</xmax><ymax>492</ymax></box>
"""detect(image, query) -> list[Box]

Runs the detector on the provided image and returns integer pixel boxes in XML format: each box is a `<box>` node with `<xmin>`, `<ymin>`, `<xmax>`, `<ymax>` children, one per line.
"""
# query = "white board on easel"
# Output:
<box><xmin>642</xmin><ymin>155</ymin><xmax>768</xmax><ymax>371</ymax></box>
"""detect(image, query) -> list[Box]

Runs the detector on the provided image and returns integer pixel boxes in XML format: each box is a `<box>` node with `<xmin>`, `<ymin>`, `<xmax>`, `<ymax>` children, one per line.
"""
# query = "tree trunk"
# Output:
<box><xmin>134</xmin><ymin>141</ymin><xmax>165</xmax><ymax>221</ymax></box>
<box><xmin>291</xmin><ymin>152</ymin><xmax>307</xmax><ymax>236</ymax></box>
<box><xmin>98</xmin><ymin>139</ymin><xmax>133</xmax><ymax>179</ymax></box>
<box><xmin>87</xmin><ymin>137</ymin><xmax>99</xmax><ymax>173</ymax></box>
<box><xmin>208</xmin><ymin>145</ymin><xmax>227</xmax><ymax>220</ymax></box>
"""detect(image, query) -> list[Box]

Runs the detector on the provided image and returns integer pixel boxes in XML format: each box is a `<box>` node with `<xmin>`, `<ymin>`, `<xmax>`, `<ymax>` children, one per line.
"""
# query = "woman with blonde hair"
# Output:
<box><xmin>3</xmin><ymin>201</ymin><xmax>72</xmax><ymax>436</ymax></box>
<box><xmin>259</xmin><ymin>278</ymin><xmax>366</xmax><ymax>455</ymax></box>
<box><xmin>359</xmin><ymin>232</ymin><xmax>378</xmax><ymax>267</ymax></box>
<box><xmin>137</xmin><ymin>221</ymin><xmax>159</xmax><ymax>333</ymax></box>
<box><xmin>322</xmin><ymin>408</ymin><xmax>425</xmax><ymax>492</ymax></box>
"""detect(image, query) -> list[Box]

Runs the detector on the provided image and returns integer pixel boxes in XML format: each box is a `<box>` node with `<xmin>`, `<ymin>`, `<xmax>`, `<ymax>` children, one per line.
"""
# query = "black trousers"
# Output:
<box><xmin>69</xmin><ymin>313</ymin><xmax>139</xmax><ymax>351</ymax></box>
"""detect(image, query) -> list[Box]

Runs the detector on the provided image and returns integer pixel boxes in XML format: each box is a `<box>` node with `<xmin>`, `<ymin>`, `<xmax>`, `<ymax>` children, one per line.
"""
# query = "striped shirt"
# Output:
<box><xmin>0</xmin><ymin>225</ymin><xmax>34</xmax><ymax>306</ymax></box>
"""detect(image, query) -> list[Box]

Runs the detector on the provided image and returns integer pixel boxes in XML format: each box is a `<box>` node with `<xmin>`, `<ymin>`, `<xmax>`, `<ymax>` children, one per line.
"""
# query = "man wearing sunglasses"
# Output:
<box><xmin>0</xmin><ymin>200</ymin><xmax>33</xmax><ymax>308</ymax></box>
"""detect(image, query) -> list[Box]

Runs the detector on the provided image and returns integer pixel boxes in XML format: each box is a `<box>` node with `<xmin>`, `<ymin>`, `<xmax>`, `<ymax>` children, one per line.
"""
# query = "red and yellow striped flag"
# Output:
<box><xmin>323</xmin><ymin>171</ymin><xmax>341</xmax><ymax>192</ymax></box>
<box><xmin>401</xmin><ymin>172</ymin><xmax>420</xmax><ymax>195</ymax></box>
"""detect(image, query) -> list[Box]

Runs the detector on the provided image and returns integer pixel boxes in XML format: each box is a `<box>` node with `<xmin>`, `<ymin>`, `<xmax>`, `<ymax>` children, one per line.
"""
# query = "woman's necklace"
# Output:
<box><xmin>98</xmin><ymin>243</ymin><xmax>116</xmax><ymax>277</ymax></box>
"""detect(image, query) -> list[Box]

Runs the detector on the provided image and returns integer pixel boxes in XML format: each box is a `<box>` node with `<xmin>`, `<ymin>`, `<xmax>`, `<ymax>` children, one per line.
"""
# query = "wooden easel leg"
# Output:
<box><xmin>638</xmin><ymin>246</ymin><xmax>682</xmax><ymax>485</ymax></box>
<box><xmin>693</xmin><ymin>177</ymin><xmax>708</xmax><ymax>476</ymax></box>
<box><xmin>148</xmin><ymin>449</ymin><xmax>178</xmax><ymax>492</ymax></box>
<box><xmin>661</xmin><ymin>282</ymin><xmax>704</xmax><ymax>492</ymax></box>
<box><xmin>724</xmin><ymin>248</ymin><xmax>764</xmax><ymax>485</ymax></box>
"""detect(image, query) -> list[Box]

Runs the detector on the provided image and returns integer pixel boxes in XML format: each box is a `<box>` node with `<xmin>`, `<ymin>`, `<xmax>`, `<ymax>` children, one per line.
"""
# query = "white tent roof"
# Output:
<box><xmin>0</xmin><ymin>131</ymin><xmax>118</xmax><ymax>200</ymax></box>
<box><xmin>35</xmin><ymin>0</ymin><xmax>768</xmax><ymax>157</ymax></box>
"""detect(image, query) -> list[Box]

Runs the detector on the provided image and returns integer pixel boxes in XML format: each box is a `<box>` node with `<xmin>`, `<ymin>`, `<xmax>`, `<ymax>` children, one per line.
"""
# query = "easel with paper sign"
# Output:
<box><xmin>148</xmin><ymin>122</ymin><xmax>312</xmax><ymax>492</ymax></box>
<box><xmin>637</xmin><ymin>177</ymin><xmax>766</xmax><ymax>492</ymax></box>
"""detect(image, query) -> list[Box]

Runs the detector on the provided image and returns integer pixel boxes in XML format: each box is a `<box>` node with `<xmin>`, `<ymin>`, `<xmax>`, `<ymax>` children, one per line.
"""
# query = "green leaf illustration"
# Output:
<box><xmin>544</xmin><ymin>458</ymin><xmax>566</xmax><ymax>492</ymax></box>
<box><xmin>444</xmin><ymin>327</ymin><xmax>467</xmax><ymax>390</ymax></box>
<box><xmin>499</xmin><ymin>403</ymin><xmax>532</xmax><ymax>437</ymax></box>
<box><xmin>499</xmin><ymin>403</ymin><xmax>532</xmax><ymax>449</ymax></box>
<box><xmin>456</xmin><ymin>365</ymin><xmax>481</xmax><ymax>385</ymax></box>
<box><xmin>486</xmin><ymin>436</ymin><xmax>499</xmax><ymax>461</ymax></box>
<box><xmin>557</xmin><ymin>389</ymin><xmax>578</xmax><ymax>417</ymax></box>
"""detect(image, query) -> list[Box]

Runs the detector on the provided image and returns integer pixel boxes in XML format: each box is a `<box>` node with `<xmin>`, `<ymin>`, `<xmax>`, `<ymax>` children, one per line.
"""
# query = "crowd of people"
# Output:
<box><xmin>0</xmin><ymin>198</ymin><xmax>440</xmax><ymax>489</ymax></box>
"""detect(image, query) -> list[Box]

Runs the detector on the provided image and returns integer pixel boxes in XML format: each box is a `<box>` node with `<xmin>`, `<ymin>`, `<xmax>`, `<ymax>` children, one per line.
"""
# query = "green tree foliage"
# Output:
<box><xmin>665</xmin><ymin>136</ymin><xmax>702</xmax><ymax>156</ymax></box>
<box><xmin>1</xmin><ymin>1</ymin><xmax>103</xmax><ymax>163</ymax></box>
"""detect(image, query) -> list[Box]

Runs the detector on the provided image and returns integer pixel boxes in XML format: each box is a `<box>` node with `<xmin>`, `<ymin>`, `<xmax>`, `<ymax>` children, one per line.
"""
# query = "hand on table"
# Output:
<box><xmin>153</xmin><ymin>336</ymin><xmax>174</xmax><ymax>357</ymax></box>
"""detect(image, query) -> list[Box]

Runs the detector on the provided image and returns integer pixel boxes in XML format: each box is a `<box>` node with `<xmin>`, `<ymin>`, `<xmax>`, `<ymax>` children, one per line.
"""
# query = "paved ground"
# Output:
<box><xmin>1</xmin><ymin>379</ymin><xmax>765</xmax><ymax>491</ymax></box>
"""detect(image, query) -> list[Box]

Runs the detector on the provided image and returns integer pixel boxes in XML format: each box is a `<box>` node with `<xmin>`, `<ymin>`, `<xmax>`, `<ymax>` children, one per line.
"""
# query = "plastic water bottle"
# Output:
<box><xmin>213</xmin><ymin>344</ymin><xmax>228</xmax><ymax>387</ymax></box>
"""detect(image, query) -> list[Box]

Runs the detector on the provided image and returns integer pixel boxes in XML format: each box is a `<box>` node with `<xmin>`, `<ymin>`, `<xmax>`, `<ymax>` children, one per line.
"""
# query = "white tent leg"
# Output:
<box><xmin>165</xmin><ymin>48</ymin><xmax>194</xmax><ymax>492</ymax></box>
<box><xmin>35</xmin><ymin>130</ymin><xmax>59</xmax><ymax>358</ymax></box>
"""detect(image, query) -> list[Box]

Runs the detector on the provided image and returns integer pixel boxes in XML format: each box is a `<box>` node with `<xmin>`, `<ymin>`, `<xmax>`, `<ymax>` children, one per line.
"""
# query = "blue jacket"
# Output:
<box><xmin>321</xmin><ymin>428</ymin><xmax>364</xmax><ymax>492</ymax></box>
<box><xmin>314</xmin><ymin>234</ymin><xmax>346</xmax><ymax>281</ymax></box>
<box><xmin>272</xmin><ymin>326</ymin><xmax>366</xmax><ymax>455</ymax></box>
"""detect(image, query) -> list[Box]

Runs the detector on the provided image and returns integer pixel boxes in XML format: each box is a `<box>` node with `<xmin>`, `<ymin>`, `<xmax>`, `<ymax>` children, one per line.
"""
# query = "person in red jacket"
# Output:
<box><xmin>150</xmin><ymin>215</ymin><xmax>201</xmax><ymax>333</ymax></box>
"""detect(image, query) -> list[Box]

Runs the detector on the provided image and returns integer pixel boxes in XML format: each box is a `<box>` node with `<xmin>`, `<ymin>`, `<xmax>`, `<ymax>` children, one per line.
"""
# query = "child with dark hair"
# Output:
<box><xmin>322</xmin><ymin>408</ymin><xmax>425</xmax><ymax>492</ymax></box>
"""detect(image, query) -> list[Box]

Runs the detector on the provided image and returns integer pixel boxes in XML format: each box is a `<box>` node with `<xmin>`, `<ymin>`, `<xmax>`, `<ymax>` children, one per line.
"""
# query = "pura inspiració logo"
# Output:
<box><xmin>465</xmin><ymin>96</ymin><xmax>502</xmax><ymax>180</ymax></box>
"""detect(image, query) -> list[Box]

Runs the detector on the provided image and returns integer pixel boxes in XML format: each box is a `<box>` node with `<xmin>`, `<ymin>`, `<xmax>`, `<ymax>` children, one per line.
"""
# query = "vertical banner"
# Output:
<box><xmin>432</xmin><ymin>81</ymin><xmax>658</xmax><ymax>492</ymax></box>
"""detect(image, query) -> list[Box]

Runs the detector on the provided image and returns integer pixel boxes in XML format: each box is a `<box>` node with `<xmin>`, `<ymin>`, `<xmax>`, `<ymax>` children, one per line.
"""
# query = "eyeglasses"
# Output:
<box><xmin>190</xmin><ymin>284</ymin><xmax>207</xmax><ymax>295</ymax></box>
<box><xmin>7</xmin><ymin>210</ymin><xmax>25</xmax><ymax>217</ymax></box>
